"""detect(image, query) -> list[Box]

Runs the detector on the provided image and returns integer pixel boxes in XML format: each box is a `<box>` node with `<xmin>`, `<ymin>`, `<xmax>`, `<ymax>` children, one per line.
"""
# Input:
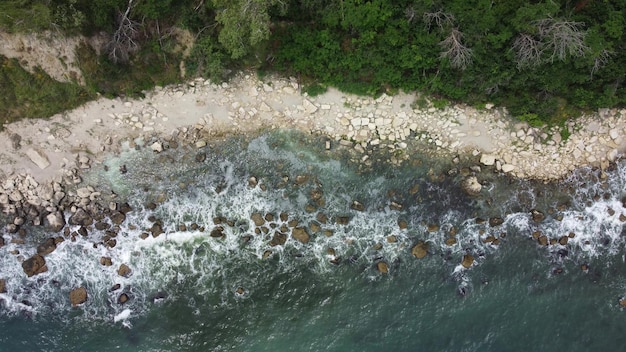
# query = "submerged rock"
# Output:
<box><xmin>292</xmin><ymin>227</ymin><xmax>310</xmax><ymax>244</ymax></box>
<box><xmin>36</xmin><ymin>238</ymin><xmax>57</xmax><ymax>256</ymax></box>
<box><xmin>411</xmin><ymin>241</ymin><xmax>429</xmax><ymax>259</ymax></box>
<box><xmin>377</xmin><ymin>261</ymin><xmax>389</xmax><ymax>273</ymax></box>
<box><xmin>117</xmin><ymin>264</ymin><xmax>132</xmax><ymax>277</ymax></box>
<box><xmin>0</xmin><ymin>279</ymin><xmax>6</xmax><ymax>293</ymax></box>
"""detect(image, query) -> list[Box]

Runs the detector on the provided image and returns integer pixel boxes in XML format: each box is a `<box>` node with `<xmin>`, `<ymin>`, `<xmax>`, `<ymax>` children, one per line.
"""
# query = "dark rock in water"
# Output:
<box><xmin>558</xmin><ymin>236</ymin><xmax>569</xmax><ymax>245</ymax></box>
<box><xmin>146</xmin><ymin>202</ymin><xmax>157</xmax><ymax>210</ymax></box>
<box><xmin>619</xmin><ymin>297</ymin><xmax>626</xmax><ymax>308</ymax></box>
<box><xmin>279</xmin><ymin>212</ymin><xmax>289</xmax><ymax>222</ymax></box>
<box><xmin>309</xmin><ymin>221</ymin><xmax>321</xmax><ymax>233</ymax></box>
<box><xmin>398</xmin><ymin>219</ymin><xmax>408</xmax><ymax>230</ymax></box>
<box><xmin>117</xmin><ymin>202</ymin><xmax>132</xmax><ymax>214</ymax></box>
<box><xmin>77</xmin><ymin>226</ymin><xmax>88</xmax><ymax>237</ymax></box>
<box><xmin>0</xmin><ymin>236</ymin><xmax>4</xmax><ymax>247</ymax></box>
<box><xmin>248</xmin><ymin>176</ymin><xmax>258</xmax><ymax>188</ymax></box>
<box><xmin>210</xmin><ymin>226</ymin><xmax>225</xmax><ymax>238</ymax></box>
<box><xmin>427</xmin><ymin>224</ymin><xmax>439</xmax><ymax>232</ymax></box>
<box><xmin>0</xmin><ymin>279</ymin><xmax>6</xmax><ymax>293</ymax></box>
<box><xmin>45</xmin><ymin>211</ymin><xmax>66</xmax><ymax>232</ymax></box>
<box><xmin>461</xmin><ymin>254</ymin><xmax>474</xmax><ymax>269</ymax></box>
<box><xmin>292</xmin><ymin>227</ymin><xmax>310</xmax><ymax>244</ymax></box>
<box><xmin>262</xmin><ymin>250</ymin><xmax>272</xmax><ymax>259</ymax></box>
<box><xmin>106</xmin><ymin>238</ymin><xmax>117</xmax><ymax>248</ymax></box>
<box><xmin>387</xmin><ymin>235</ymin><xmax>397</xmax><ymax>243</ymax></box>
<box><xmin>95</xmin><ymin>221</ymin><xmax>110</xmax><ymax>230</ymax></box>
<box><xmin>118</xmin><ymin>264</ymin><xmax>132</xmax><ymax>277</ymax></box>
<box><xmin>538</xmin><ymin>235</ymin><xmax>548</xmax><ymax>246</ymax></box>
<box><xmin>195</xmin><ymin>152</ymin><xmax>206</xmax><ymax>162</ymax></box>
<box><xmin>150</xmin><ymin>223</ymin><xmax>164</xmax><ymax>237</ymax></box>
<box><xmin>445</xmin><ymin>238</ymin><xmax>457</xmax><ymax>246</ymax></box>
<box><xmin>295</xmin><ymin>175</ymin><xmax>309</xmax><ymax>185</ymax></box>
<box><xmin>530</xmin><ymin>209</ymin><xmax>545</xmax><ymax>222</ymax></box>
<box><xmin>270</xmin><ymin>231</ymin><xmax>287</xmax><ymax>246</ymax></box>
<box><xmin>110</xmin><ymin>284</ymin><xmax>121</xmax><ymax>291</ymax></box>
<box><xmin>264</xmin><ymin>213</ymin><xmax>275</xmax><ymax>222</ymax></box>
<box><xmin>489</xmin><ymin>217</ymin><xmax>504</xmax><ymax>227</ymax></box>
<box><xmin>69</xmin><ymin>287</ymin><xmax>88</xmax><ymax>306</ymax></box>
<box><xmin>411</xmin><ymin>241</ymin><xmax>429</xmax><ymax>259</ymax></box>
<box><xmin>152</xmin><ymin>291</ymin><xmax>168</xmax><ymax>302</ymax></box>
<box><xmin>316</xmin><ymin>213</ymin><xmax>328</xmax><ymax>224</ymax></box>
<box><xmin>372</xmin><ymin>243</ymin><xmax>383</xmax><ymax>251</ymax></box>
<box><xmin>251</xmin><ymin>213</ymin><xmax>265</xmax><ymax>226</ymax></box>
<box><xmin>36</xmin><ymin>238</ymin><xmax>57</xmax><ymax>256</ymax></box>
<box><xmin>118</xmin><ymin>293</ymin><xmax>130</xmax><ymax>304</ymax></box>
<box><xmin>69</xmin><ymin>208</ymin><xmax>93</xmax><ymax>227</ymax></box>
<box><xmin>377</xmin><ymin>261</ymin><xmax>389</xmax><ymax>273</ymax></box>
<box><xmin>100</xmin><ymin>257</ymin><xmax>113</xmax><ymax>266</ymax></box>
<box><xmin>304</xmin><ymin>204</ymin><xmax>317</xmax><ymax>213</ymax></box>
<box><xmin>350</xmin><ymin>200</ymin><xmax>365</xmax><ymax>211</ymax></box>
<box><xmin>235</xmin><ymin>287</ymin><xmax>245</xmax><ymax>295</ymax></box>
<box><xmin>110</xmin><ymin>211</ymin><xmax>126</xmax><ymax>225</ymax></box>
<box><xmin>22</xmin><ymin>254</ymin><xmax>47</xmax><ymax>277</ymax></box>
<box><xmin>335</xmin><ymin>216</ymin><xmax>351</xmax><ymax>225</ymax></box>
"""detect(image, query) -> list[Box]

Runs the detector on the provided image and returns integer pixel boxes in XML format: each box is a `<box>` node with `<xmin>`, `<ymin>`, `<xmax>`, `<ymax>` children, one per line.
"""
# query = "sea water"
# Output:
<box><xmin>1</xmin><ymin>130</ymin><xmax>626</xmax><ymax>351</ymax></box>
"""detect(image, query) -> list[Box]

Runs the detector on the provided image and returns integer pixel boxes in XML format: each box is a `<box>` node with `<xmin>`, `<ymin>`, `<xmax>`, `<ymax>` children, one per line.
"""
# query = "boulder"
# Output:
<box><xmin>489</xmin><ymin>217</ymin><xmax>504</xmax><ymax>227</ymax></box>
<box><xmin>69</xmin><ymin>287</ymin><xmax>88</xmax><ymax>306</ymax></box>
<box><xmin>461</xmin><ymin>254</ymin><xmax>474</xmax><ymax>269</ymax></box>
<box><xmin>411</xmin><ymin>241</ymin><xmax>429</xmax><ymax>259</ymax></box>
<box><xmin>0</xmin><ymin>279</ymin><xmax>6</xmax><ymax>293</ymax></box>
<box><xmin>291</xmin><ymin>227</ymin><xmax>310</xmax><ymax>244</ymax></box>
<box><xmin>36</xmin><ymin>238</ymin><xmax>57</xmax><ymax>256</ymax></box>
<box><xmin>480</xmin><ymin>154</ymin><xmax>496</xmax><ymax>166</ymax></box>
<box><xmin>377</xmin><ymin>261</ymin><xmax>389</xmax><ymax>273</ymax></box>
<box><xmin>100</xmin><ymin>257</ymin><xmax>113</xmax><ymax>266</ymax></box>
<box><xmin>350</xmin><ymin>200</ymin><xmax>365</xmax><ymax>211</ymax></box>
<box><xmin>68</xmin><ymin>208</ymin><xmax>93</xmax><ymax>227</ymax></box>
<box><xmin>460</xmin><ymin>176</ymin><xmax>482</xmax><ymax>196</ymax></box>
<box><xmin>109</xmin><ymin>211</ymin><xmax>126</xmax><ymax>225</ymax></box>
<box><xmin>22</xmin><ymin>254</ymin><xmax>47</xmax><ymax>277</ymax></box>
<box><xmin>250</xmin><ymin>213</ymin><xmax>265</xmax><ymax>226</ymax></box>
<box><xmin>270</xmin><ymin>231</ymin><xmax>287</xmax><ymax>246</ymax></box>
<box><xmin>150</xmin><ymin>222</ymin><xmax>164</xmax><ymax>237</ymax></box>
<box><xmin>25</xmin><ymin>148</ymin><xmax>50</xmax><ymax>169</ymax></box>
<box><xmin>45</xmin><ymin>211</ymin><xmax>66</xmax><ymax>232</ymax></box>
<box><xmin>118</xmin><ymin>293</ymin><xmax>130</xmax><ymax>304</ymax></box>
<box><xmin>530</xmin><ymin>209</ymin><xmax>545</xmax><ymax>222</ymax></box>
<box><xmin>117</xmin><ymin>264</ymin><xmax>132</xmax><ymax>277</ymax></box>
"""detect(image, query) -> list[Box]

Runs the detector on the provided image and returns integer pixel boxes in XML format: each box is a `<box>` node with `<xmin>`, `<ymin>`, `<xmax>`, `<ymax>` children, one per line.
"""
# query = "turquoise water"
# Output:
<box><xmin>1</xmin><ymin>130</ymin><xmax>626</xmax><ymax>351</ymax></box>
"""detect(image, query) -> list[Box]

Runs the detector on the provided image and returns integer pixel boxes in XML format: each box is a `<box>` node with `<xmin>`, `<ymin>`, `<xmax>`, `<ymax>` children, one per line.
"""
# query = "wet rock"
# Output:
<box><xmin>0</xmin><ymin>279</ymin><xmax>6</xmax><ymax>293</ymax></box>
<box><xmin>68</xmin><ymin>208</ymin><xmax>93</xmax><ymax>227</ymax></box>
<box><xmin>110</xmin><ymin>284</ymin><xmax>121</xmax><ymax>291</ymax></box>
<box><xmin>316</xmin><ymin>213</ymin><xmax>328</xmax><ymax>224</ymax></box>
<box><xmin>117</xmin><ymin>264</ymin><xmax>132</xmax><ymax>277</ymax></box>
<box><xmin>69</xmin><ymin>287</ymin><xmax>88</xmax><ymax>306</ymax></box>
<box><xmin>460</xmin><ymin>176</ymin><xmax>482</xmax><ymax>196</ymax></box>
<box><xmin>235</xmin><ymin>287</ymin><xmax>245</xmax><ymax>295</ymax></box>
<box><xmin>95</xmin><ymin>221</ymin><xmax>110</xmax><ymax>230</ymax></box>
<box><xmin>445</xmin><ymin>238</ymin><xmax>457</xmax><ymax>246</ymax></box>
<box><xmin>36</xmin><ymin>238</ymin><xmax>57</xmax><ymax>256</ymax></box>
<box><xmin>118</xmin><ymin>293</ymin><xmax>130</xmax><ymax>304</ymax></box>
<box><xmin>100</xmin><ymin>257</ymin><xmax>113</xmax><ymax>266</ymax></box>
<box><xmin>291</xmin><ymin>227</ymin><xmax>310</xmax><ymax>244</ymax></box>
<box><xmin>279</xmin><ymin>212</ymin><xmax>289</xmax><ymax>222</ymax></box>
<box><xmin>427</xmin><ymin>224</ymin><xmax>439</xmax><ymax>232</ymax></box>
<box><xmin>210</xmin><ymin>226</ymin><xmax>225</xmax><ymax>238</ymax></box>
<box><xmin>350</xmin><ymin>200</ymin><xmax>365</xmax><ymax>211</ymax></box>
<box><xmin>309</xmin><ymin>221</ymin><xmax>321</xmax><ymax>233</ymax></box>
<box><xmin>530</xmin><ymin>209</ymin><xmax>545</xmax><ymax>222</ymax></box>
<box><xmin>372</xmin><ymin>243</ymin><xmax>383</xmax><ymax>250</ymax></box>
<box><xmin>270</xmin><ymin>231</ymin><xmax>287</xmax><ymax>246</ymax></box>
<box><xmin>489</xmin><ymin>217</ymin><xmax>504</xmax><ymax>227</ymax></box>
<box><xmin>387</xmin><ymin>235</ymin><xmax>397</xmax><ymax>243</ymax></box>
<box><xmin>411</xmin><ymin>241</ymin><xmax>429</xmax><ymax>259</ymax></box>
<box><xmin>461</xmin><ymin>254</ymin><xmax>474</xmax><ymax>269</ymax></box>
<box><xmin>150</xmin><ymin>222</ymin><xmax>164</xmax><ymax>237</ymax></box>
<box><xmin>398</xmin><ymin>219</ymin><xmax>408</xmax><ymax>230</ymax></box>
<box><xmin>0</xmin><ymin>236</ymin><xmax>4</xmax><ymax>247</ymax></box>
<box><xmin>262</xmin><ymin>250</ymin><xmax>272</xmax><ymax>259</ymax></box>
<box><xmin>22</xmin><ymin>254</ymin><xmax>47</xmax><ymax>277</ymax></box>
<box><xmin>295</xmin><ymin>175</ymin><xmax>309</xmax><ymax>185</ymax></box>
<box><xmin>390</xmin><ymin>201</ymin><xmax>403</xmax><ymax>211</ymax></box>
<box><xmin>538</xmin><ymin>235</ymin><xmax>548</xmax><ymax>246</ymax></box>
<box><xmin>195</xmin><ymin>152</ymin><xmax>206</xmax><ymax>163</ymax></box>
<box><xmin>45</xmin><ymin>211</ymin><xmax>66</xmax><ymax>232</ymax></box>
<box><xmin>251</xmin><ymin>213</ymin><xmax>265</xmax><ymax>226</ymax></box>
<box><xmin>377</xmin><ymin>261</ymin><xmax>389</xmax><ymax>273</ymax></box>
<box><xmin>110</xmin><ymin>211</ymin><xmax>126</xmax><ymax>225</ymax></box>
<box><xmin>336</xmin><ymin>216</ymin><xmax>350</xmax><ymax>225</ymax></box>
<box><xmin>77</xmin><ymin>226</ymin><xmax>89</xmax><ymax>237</ymax></box>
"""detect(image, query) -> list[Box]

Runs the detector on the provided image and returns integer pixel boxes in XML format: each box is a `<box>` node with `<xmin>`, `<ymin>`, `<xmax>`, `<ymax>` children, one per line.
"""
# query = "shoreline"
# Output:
<box><xmin>0</xmin><ymin>72</ymin><xmax>625</xmax><ymax>194</ymax></box>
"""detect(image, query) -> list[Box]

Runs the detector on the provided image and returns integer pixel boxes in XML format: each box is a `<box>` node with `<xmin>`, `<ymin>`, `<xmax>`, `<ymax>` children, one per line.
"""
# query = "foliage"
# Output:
<box><xmin>0</xmin><ymin>56</ymin><xmax>94</xmax><ymax>127</ymax></box>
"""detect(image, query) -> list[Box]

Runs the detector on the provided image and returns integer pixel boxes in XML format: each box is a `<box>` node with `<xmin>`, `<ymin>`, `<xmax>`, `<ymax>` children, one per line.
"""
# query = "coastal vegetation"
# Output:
<box><xmin>1</xmin><ymin>0</ymin><xmax>625</xmax><ymax>127</ymax></box>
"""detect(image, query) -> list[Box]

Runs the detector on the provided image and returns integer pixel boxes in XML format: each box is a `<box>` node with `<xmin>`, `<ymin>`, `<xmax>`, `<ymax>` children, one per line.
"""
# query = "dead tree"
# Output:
<box><xmin>439</xmin><ymin>28</ymin><xmax>473</xmax><ymax>69</ymax></box>
<box><xmin>423</xmin><ymin>11</ymin><xmax>455</xmax><ymax>31</ymax></box>
<box><xmin>591</xmin><ymin>49</ymin><xmax>612</xmax><ymax>79</ymax></box>
<box><xmin>106</xmin><ymin>0</ymin><xmax>141</xmax><ymax>63</ymax></box>
<box><xmin>512</xmin><ymin>33</ymin><xmax>543</xmax><ymax>69</ymax></box>
<box><xmin>534</xmin><ymin>17</ymin><xmax>588</xmax><ymax>62</ymax></box>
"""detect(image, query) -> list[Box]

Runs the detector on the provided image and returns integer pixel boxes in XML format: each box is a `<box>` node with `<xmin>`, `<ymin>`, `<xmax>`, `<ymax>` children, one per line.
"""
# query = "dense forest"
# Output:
<box><xmin>1</xmin><ymin>0</ymin><xmax>626</xmax><ymax>126</ymax></box>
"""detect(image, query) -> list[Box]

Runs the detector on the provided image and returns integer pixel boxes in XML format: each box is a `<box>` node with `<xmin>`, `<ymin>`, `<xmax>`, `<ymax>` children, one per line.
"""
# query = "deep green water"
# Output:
<box><xmin>1</xmin><ymin>130</ymin><xmax>626</xmax><ymax>351</ymax></box>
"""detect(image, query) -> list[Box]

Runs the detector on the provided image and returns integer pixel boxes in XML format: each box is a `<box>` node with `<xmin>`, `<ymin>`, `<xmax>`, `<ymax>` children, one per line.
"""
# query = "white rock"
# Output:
<box><xmin>501</xmin><ymin>164</ymin><xmax>515</xmax><ymax>173</ymax></box>
<box><xmin>259</xmin><ymin>102</ymin><xmax>272</xmax><ymax>112</ymax></box>
<box><xmin>302</xmin><ymin>99</ymin><xmax>318</xmax><ymax>114</ymax></box>
<box><xmin>196</xmin><ymin>140</ymin><xmax>207</xmax><ymax>148</ymax></box>
<box><xmin>321</xmin><ymin>104</ymin><xmax>331</xmax><ymax>110</ymax></box>
<box><xmin>262</xmin><ymin>83</ymin><xmax>273</xmax><ymax>92</ymax></box>
<box><xmin>480</xmin><ymin>154</ymin><xmax>496</xmax><ymax>166</ymax></box>
<box><xmin>25</xmin><ymin>148</ymin><xmax>50</xmax><ymax>169</ymax></box>
<box><xmin>150</xmin><ymin>142</ymin><xmax>163</xmax><ymax>153</ymax></box>
<box><xmin>76</xmin><ymin>187</ymin><xmax>91</xmax><ymax>198</ymax></box>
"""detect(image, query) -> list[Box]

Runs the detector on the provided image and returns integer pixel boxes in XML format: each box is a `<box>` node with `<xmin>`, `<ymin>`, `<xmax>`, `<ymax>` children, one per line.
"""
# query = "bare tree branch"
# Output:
<box><xmin>106</xmin><ymin>0</ymin><xmax>141</xmax><ymax>63</ymax></box>
<box><xmin>423</xmin><ymin>11</ymin><xmax>455</xmax><ymax>31</ymax></box>
<box><xmin>439</xmin><ymin>28</ymin><xmax>472</xmax><ymax>69</ymax></box>
<box><xmin>591</xmin><ymin>49</ymin><xmax>612</xmax><ymax>79</ymax></box>
<box><xmin>534</xmin><ymin>17</ymin><xmax>588</xmax><ymax>62</ymax></box>
<box><xmin>512</xmin><ymin>33</ymin><xmax>543</xmax><ymax>69</ymax></box>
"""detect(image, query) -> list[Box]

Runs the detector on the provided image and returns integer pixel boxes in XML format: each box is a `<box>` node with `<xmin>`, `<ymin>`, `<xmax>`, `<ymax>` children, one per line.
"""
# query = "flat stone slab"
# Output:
<box><xmin>25</xmin><ymin>148</ymin><xmax>50</xmax><ymax>169</ymax></box>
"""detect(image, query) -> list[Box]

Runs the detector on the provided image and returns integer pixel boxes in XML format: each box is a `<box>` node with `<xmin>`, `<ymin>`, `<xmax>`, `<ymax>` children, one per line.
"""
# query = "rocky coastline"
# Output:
<box><xmin>1</xmin><ymin>72</ymin><xmax>625</xmax><ymax>307</ymax></box>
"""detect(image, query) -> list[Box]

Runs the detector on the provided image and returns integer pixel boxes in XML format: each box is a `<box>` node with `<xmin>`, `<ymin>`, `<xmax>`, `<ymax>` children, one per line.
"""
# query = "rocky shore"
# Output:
<box><xmin>1</xmin><ymin>72</ymin><xmax>625</xmax><ymax>307</ymax></box>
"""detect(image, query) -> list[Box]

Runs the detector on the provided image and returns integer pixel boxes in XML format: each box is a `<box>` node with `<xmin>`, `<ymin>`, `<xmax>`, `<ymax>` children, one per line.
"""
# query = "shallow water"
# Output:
<box><xmin>1</xmin><ymin>130</ymin><xmax>626</xmax><ymax>351</ymax></box>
